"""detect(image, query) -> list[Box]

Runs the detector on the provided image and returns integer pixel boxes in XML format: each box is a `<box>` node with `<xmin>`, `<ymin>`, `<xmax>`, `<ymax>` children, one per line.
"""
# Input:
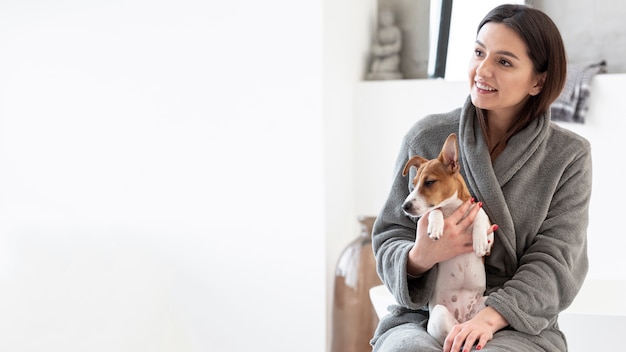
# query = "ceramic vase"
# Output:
<box><xmin>331</xmin><ymin>216</ymin><xmax>383</xmax><ymax>352</ymax></box>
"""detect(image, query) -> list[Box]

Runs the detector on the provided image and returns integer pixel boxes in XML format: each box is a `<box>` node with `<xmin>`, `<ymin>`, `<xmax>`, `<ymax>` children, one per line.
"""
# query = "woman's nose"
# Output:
<box><xmin>476</xmin><ymin>58</ymin><xmax>493</xmax><ymax>77</ymax></box>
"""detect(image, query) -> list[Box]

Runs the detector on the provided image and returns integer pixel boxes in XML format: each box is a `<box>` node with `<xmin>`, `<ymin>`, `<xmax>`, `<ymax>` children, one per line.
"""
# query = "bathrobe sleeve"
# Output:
<box><xmin>370</xmin><ymin>138</ymin><xmax>431</xmax><ymax>309</ymax></box>
<box><xmin>485</xmin><ymin>129</ymin><xmax>592</xmax><ymax>335</ymax></box>
<box><xmin>371</xmin><ymin>114</ymin><xmax>458</xmax><ymax>309</ymax></box>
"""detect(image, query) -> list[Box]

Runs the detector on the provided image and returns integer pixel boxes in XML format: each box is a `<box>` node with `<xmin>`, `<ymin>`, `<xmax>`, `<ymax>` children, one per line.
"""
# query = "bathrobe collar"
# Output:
<box><xmin>457</xmin><ymin>96</ymin><xmax>551</xmax><ymax>279</ymax></box>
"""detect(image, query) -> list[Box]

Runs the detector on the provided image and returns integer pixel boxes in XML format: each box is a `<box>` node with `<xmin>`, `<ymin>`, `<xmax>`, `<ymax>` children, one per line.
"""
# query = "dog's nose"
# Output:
<box><xmin>402</xmin><ymin>202</ymin><xmax>412</xmax><ymax>212</ymax></box>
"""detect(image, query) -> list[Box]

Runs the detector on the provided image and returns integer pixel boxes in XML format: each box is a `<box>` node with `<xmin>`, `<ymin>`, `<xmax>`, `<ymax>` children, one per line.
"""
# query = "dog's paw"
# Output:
<box><xmin>472</xmin><ymin>212</ymin><xmax>493</xmax><ymax>256</ymax></box>
<box><xmin>485</xmin><ymin>231</ymin><xmax>494</xmax><ymax>256</ymax></box>
<box><xmin>428</xmin><ymin>210</ymin><xmax>444</xmax><ymax>240</ymax></box>
<box><xmin>472</xmin><ymin>226</ymin><xmax>491</xmax><ymax>256</ymax></box>
<box><xmin>473</xmin><ymin>232</ymin><xmax>491</xmax><ymax>256</ymax></box>
<box><xmin>428</xmin><ymin>225</ymin><xmax>443</xmax><ymax>240</ymax></box>
<box><xmin>428</xmin><ymin>221</ymin><xmax>444</xmax><ymax>240</ymax></box>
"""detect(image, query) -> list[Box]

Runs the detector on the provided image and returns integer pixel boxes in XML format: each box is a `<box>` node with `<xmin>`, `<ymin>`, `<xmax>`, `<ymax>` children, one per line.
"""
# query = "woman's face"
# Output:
<box><xmin>468</xmin><ymin>22</ymin><xmax>545</xmax><ymax>120</ymax></box>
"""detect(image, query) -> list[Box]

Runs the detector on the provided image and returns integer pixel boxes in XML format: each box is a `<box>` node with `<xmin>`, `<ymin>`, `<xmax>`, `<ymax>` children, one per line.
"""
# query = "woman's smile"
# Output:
<box><xmin>475</xmin><ymin>81</ymin><xmax>497</xmax><ymax>92</ymax></box>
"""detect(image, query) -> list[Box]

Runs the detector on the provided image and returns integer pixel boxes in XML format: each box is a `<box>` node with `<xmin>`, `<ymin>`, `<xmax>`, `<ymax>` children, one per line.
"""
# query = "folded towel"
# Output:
<box><xmin>550</xmin><ymin>60</ymin><xmax>606</xmax><ymax>123</ymax></box>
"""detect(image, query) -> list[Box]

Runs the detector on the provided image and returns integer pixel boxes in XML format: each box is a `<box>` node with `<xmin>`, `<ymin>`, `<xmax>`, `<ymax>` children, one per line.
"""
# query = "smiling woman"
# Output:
<box><xmin>369</xmin><ymin>4</ymin><xmax>591</xmax><ymax>352</ymax></box>
<box><xmin>470</xmin><ymin>23</ymin><xmax>546</xmax><ymax>120</ymax></box>
<box><xmin>471</xmin><ymin>7</ymin><xmax>567</xmax><ymax>160</ymax></box>
<box><xmin>470</xmin><ymin>24</ymin><xmax>545</xmax><ymax>158</ymax></box>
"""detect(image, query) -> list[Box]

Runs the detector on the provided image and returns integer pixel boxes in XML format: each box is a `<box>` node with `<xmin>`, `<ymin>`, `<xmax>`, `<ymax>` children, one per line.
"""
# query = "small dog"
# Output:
<box><xmin>401</xmin><ymin>133</ymin><xmax>493</xmax><ymax>344</ymax></box>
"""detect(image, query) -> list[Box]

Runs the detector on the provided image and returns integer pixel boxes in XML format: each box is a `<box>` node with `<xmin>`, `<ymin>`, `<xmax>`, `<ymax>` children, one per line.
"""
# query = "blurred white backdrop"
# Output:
<box><xmin>0</xmin><ymin>1</ymin><xmax>325</xmax><ymax>351</ymax></box>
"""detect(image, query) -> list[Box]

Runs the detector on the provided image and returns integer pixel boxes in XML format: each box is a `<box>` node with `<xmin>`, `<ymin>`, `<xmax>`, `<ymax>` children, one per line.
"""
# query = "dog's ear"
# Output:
<box><xmin>440</xmin><ymin>133</ymin><xmax>459</xmax><ymax>173</ymax></box>
<box><xmin>402</xmin><ymin>155</ymin><xmax>427</xmax><ymax>176</ymax></box>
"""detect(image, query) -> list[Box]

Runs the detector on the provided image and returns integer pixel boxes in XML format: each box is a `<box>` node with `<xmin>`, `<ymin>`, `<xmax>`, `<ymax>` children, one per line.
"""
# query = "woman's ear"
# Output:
<box><xmin>530</xmin><ymin>72</ymin><xmax>547</xmax><ymax>96</ymax></box>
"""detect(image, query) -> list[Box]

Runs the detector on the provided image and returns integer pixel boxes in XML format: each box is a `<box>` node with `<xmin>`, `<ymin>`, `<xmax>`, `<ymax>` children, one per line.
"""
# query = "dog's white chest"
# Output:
<box><xmin>431</xmin><ymin>253</ymin><xmax>486</xmax><ymax>322</ymax></box>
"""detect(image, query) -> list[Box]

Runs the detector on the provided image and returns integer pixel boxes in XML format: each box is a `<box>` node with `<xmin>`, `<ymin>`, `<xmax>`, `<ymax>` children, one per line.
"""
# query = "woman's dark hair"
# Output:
<box><xmin>476</xmin><ymin>4</ymin><xmax>567</xmax><ymax>157</ymax></box>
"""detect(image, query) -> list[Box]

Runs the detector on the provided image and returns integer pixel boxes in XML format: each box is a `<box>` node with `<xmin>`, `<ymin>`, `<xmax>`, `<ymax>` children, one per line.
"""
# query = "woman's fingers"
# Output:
<box><xmin>462</xmin><ymin>200</ymin><xmax>482</xmax><ymax>225</ymax></box>
<box><xmin>448</xmin><ymin>198</ymin><xmax>483</xmax><ymax>225</ymax></box>
<box><xmin>443</xmin><ymin>322</ymin><xmax>493</xmax><ymax>352</ymax></box>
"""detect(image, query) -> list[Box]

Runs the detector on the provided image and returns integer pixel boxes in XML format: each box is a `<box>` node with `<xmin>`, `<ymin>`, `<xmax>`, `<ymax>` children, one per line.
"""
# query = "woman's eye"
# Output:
<box><xmin>499</xmin><ymin>59</ymin><xmax>512</xmax><ymax>67</ymax></box>
<box><xmin>474</xmin><ymin>49</ymin><xmax>483</xmax><ymax>57</ymax></box>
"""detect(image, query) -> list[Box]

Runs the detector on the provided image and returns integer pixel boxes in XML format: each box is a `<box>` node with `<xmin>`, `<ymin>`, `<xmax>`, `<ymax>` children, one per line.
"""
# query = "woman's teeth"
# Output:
<box><xmin>476</xmin><ymin>82</ymin><xmax>496</xmax><ymax>91</ymax></box>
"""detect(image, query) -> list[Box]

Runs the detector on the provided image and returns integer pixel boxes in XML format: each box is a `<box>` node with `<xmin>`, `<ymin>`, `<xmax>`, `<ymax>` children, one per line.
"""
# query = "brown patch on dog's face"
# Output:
<box><xmin>411</xmin><ymin>159</ymin><xmax>460</xmax><ymax>209</ymax></box>
<box><xmin>402</xmin><ymin>133</ymin><xmax>471</xmax><ymax>216</ymax></box>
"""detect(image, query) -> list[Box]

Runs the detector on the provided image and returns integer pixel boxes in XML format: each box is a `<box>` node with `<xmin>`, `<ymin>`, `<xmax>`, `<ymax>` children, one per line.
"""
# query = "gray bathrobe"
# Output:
<box><xmin>371</xmin><ymin>97</ymin><xmax>591</xmax><ymax>351</ymax></box>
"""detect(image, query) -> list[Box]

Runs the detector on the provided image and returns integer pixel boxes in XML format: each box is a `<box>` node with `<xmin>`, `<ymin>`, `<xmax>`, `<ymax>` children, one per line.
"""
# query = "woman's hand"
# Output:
<box><xmin>443</xmin><ymin>307</ymin><xmax>509</xmax><ymax>352</ymax></box>
<box><xmin>407</xmin><ymin>199</ymin><xmax>494</xmax><ymax>276</ymax></box>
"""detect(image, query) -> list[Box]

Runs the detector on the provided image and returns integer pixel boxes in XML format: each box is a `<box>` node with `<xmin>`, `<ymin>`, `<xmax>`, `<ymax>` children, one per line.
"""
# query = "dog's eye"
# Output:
<box><xmin>424</xmin><ymin>180</ymin><xmax>436</xmax><ymax>187</ymax></box>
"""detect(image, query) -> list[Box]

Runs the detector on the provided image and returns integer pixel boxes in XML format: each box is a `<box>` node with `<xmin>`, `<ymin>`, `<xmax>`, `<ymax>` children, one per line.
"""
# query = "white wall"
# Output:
<box><xmin>323</xmin><ymin>0</ymin><xmax>376</xmax><ymax>349</ymax></box>
<box><xmin>0</xmin><ymin>1</ymin><xmax>325</xmax><ymax>351</ymax></box>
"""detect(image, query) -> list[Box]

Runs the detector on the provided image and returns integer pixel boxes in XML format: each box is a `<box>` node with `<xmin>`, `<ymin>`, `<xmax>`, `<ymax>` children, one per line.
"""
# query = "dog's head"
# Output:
<box><xmin>401</xmin><ymin>133</ymin><xmax>468</xmax><ymax>217</ymax></box>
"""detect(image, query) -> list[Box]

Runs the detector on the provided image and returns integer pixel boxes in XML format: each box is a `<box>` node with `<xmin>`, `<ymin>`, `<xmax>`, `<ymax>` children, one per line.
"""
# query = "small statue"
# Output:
<box><xmin>366</xmin><ymin>9</ymin><xmax>403</xmax><ymax>80</ymax></box>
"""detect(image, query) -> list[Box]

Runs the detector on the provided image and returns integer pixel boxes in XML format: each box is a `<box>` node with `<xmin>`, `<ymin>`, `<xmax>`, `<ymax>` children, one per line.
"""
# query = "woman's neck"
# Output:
<box><xmin>483</xmin><ymin>110</ymin><xmax>515</xmax><ymax>161</ymax></box>
<box><xmin>486</xmin><ymin>110</ymin><xmax>514</xmax><ymax>139</ymax></box>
